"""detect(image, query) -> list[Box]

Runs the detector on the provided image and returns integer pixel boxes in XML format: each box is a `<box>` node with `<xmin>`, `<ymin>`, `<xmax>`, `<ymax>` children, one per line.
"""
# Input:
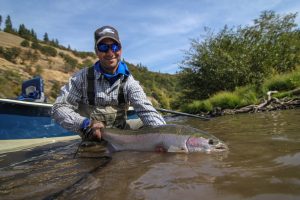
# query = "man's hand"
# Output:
<box><xmin>89</xmin><ymin>120</ymin><xmax>105</xmax><ymax>141</ymax></box>
<box><xmin>82</xmin><ymin>120</ymin><xmax>105</xmax><ymax>141</ymax></box>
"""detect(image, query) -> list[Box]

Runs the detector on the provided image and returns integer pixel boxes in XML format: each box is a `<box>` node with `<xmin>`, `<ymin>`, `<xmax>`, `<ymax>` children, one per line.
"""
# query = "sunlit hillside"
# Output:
<box><xmin>0</xmin><ymin>31</ymin><xmax>179</xmax><ymax>107</ymax></box>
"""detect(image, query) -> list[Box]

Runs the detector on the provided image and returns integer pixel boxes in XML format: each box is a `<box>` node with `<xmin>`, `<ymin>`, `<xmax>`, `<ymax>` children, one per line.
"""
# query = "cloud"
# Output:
<box><xmin>124</xmin><ymin>40</ymin><xmax>189</xmax><ymax>73</ymax></box>
<box><xmin>138</xmin><ymin>12</ymin><xmax>204</xmax><ymax>37</ymax></box>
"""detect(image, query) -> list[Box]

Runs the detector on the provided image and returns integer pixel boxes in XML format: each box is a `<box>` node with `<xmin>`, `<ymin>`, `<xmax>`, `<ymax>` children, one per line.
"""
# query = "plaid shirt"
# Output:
<box><xmin>52</xmin><ymin>67</ymin><xmax>166</xmax><ymax>132</ymax></box>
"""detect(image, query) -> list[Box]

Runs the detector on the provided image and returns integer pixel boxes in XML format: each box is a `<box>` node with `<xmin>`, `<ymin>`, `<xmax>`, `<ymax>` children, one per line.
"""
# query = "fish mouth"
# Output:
<box><xmin>207</xmin><ymin>138</ymin><xmax>228</xmax><ymax>151</ymax></box>
<box><xmin>186</xmin><ymin>136</ymin><xmax>225</xmax><ymax>152</ymax></box>
<box><xmin>212</xmin><ymin>142</ymin><xmax>228</xmax><ymax>152</ymax></box>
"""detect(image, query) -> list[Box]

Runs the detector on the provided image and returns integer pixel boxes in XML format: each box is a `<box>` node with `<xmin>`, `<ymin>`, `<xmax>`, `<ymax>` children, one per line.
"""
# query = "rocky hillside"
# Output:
<box><xmin>0</xmin><ymin>31</ymin><xmax>180</xmax><ymax>108</ymax></box>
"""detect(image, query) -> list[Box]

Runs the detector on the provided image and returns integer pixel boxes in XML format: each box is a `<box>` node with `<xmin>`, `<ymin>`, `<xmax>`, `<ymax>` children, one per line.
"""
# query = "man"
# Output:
<box><xmin>52</xmin><ymin>25</ymin><xmax>166</xmax><ymax>142</ymax></box>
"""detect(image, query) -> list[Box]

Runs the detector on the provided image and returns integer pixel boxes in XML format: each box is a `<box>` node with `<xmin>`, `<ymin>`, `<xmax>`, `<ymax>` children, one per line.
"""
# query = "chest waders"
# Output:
<box><xmin>78</xmin><ymin>67</ymin><xmax>129</xmax><ymax>130</ymax></box>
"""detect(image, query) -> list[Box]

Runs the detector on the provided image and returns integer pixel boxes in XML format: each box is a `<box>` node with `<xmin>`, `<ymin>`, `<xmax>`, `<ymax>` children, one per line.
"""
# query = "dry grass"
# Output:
<box><xmin>0</xmin><ymin>31</ymin><xmax>23</xmax><ymax>48</ymax></box>
<box><xmin>0</xmin><ymin>31</ymin><xmax>97</xmax><ymax>102</ymax></box>
<box><xmin>42</xmin><ymin>68</ymin><xmax>71</xmax><ymax>82</ymax></box>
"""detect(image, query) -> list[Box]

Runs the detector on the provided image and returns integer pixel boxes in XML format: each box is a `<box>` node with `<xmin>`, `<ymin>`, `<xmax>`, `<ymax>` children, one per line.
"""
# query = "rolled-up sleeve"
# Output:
<box><xmin>125</xmin><ymin>76</ymin><xmax>166</xmax><ymax>126</ymax></box>
<box><xmin>51</xmin><ymin>70</ymin><xmax>86</xmax><ymax>133</ymax></box>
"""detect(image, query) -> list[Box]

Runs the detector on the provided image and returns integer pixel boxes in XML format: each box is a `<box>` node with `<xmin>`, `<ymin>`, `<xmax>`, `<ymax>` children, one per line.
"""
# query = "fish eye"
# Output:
<box><xmin>208</xmin><ymin>139</ymin><xmax>214</xmax><ymax>145</ymax></box>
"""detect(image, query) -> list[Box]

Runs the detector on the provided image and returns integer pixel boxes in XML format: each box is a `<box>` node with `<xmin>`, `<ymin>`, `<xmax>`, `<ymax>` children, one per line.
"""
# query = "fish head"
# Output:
<box><xmin>186</xmin><ymin>136</ymin><xmax>228</xmax><ymax>153</ymax></box>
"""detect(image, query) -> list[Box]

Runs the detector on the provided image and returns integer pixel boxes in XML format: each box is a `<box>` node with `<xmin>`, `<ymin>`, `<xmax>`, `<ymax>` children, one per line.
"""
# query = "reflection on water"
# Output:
<box><xmin>274</xmin><ymin>152</ymin><xmax>300</xmax><ymax>166</ymax></box>
<box><xmin>0</xmin><ymin>109</ymin><xmax>300</xmax><ymax>200</ymax></box>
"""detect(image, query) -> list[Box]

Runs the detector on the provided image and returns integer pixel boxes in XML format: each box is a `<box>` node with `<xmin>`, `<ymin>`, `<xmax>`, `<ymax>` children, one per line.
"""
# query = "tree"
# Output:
<box><xmin>30</xmin><ymin>29</ymin><xmax>37</xmax><ymax>41</ymax></box>
<box><xmin>17</xmin><ymin>24</ymin><xmax>37</xmax><ymax>41</ymax></box>
<box><xmin>180</xmin><ymin>11</ymin><xmax>300</xmax><ymax>100</ymax></box>
<box><xmin>18</xmin><ymin>24</ymin><xmax>31</xmax><ymax>39</ymax></box>
<box><xmin>4</xmin><ymin>15</ymin><xmax>14</xmax><ymax>33</ymax></box>
<box><xmin>0</xmin><ymin>15</ymin><xmax>2</xmax><ymax>30</ymax></box>
<box><xmin>50</xmin><ymin>38</ymin><xmax>59</xmax><ymax>47</ymax></box>
<box><xmin>18</xmin><ymin>24</ymin><xmax>26</xmax><ymax>35</ymax></box>
<box><xmin>43</xmin><ymin>32</ymin><xmax>49</xmax><ymax>43</ymax></box>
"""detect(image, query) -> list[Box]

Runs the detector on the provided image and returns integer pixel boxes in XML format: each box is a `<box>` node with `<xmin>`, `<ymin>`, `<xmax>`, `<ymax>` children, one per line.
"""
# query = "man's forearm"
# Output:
<box><xmin>52</xmin><ymin>103</ymin><xmax>86</xmax><ymax>132</ymax></box>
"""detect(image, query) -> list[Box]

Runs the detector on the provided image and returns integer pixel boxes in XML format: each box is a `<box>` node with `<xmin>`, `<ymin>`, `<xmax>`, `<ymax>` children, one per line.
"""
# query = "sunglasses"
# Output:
<box><xmin>97</xmin><ymin>43</ymin><xmax>121</xmax><ymax>53</ymax></box>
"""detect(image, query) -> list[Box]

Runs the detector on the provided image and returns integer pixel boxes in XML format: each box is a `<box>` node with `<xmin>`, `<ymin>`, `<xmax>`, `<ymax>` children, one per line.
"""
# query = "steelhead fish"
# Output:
<box><xmin>102</xmin><ymin>124</ymin><xmax>228</xmax><ymax>153</ymax></box>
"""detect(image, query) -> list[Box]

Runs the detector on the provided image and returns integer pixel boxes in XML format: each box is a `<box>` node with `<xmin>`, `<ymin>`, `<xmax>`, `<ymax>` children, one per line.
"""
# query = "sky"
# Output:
<box><xmin>0</xmin><ymin>0</ymin><xmax>299</xmax><ymax>74</ymax></box>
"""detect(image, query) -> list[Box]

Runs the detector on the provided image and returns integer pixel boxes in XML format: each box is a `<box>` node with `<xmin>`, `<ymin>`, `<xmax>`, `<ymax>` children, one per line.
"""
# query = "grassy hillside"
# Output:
<box><xmin>0</xmin><ymin>31</ymin><xmax>179</xmax><ymax>107</ymax></box>
<box><xmin>0</xmin><ymin>31</ymin><xmax>95</xmax><ymax>102</ymax></box>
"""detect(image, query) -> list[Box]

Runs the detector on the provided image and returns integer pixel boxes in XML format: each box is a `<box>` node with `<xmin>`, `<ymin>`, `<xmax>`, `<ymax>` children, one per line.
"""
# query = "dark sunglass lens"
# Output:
<box><xmin>111</xmin><ymin>43</ymin><xmax>121</xmax><ymax>52</ymax></box>
<box><xmin>98</xmin><ymin>44</ymin><xmax>109</xmax><ymax>52</ymax></box>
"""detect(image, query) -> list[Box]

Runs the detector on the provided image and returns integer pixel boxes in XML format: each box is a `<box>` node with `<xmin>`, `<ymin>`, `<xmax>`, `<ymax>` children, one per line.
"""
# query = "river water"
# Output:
<box><xmin>0</xmin><ymin>109</ymin><xmax>299</xmax><ymax>200</ymax></box>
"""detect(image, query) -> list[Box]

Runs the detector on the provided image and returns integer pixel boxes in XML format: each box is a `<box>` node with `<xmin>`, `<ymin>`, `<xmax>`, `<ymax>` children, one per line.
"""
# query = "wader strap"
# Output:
<box><xmin>118</xmin><ymin>75</ymin><xmax>128</xmax><ymax>105</ymax></box>
<box><xmin>87</xmin><ymin>67</ymin><xmax>95</xmax><ymax>105</ymax></box>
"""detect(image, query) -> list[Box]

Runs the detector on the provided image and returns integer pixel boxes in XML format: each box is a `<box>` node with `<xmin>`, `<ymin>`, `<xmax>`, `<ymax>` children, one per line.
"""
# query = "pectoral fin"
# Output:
<box><xmin>167</xmin><ymin>145</ymin><xmax>187</xmax><ymax>153</ymax></box>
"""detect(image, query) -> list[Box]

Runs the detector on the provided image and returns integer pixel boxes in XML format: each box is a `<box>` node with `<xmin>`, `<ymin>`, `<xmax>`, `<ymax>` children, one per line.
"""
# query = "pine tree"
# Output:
<box><xmin>0</xmin><ymin>15</ymin><xmax>2</xmax><ymax>30</ymax></box>
<box><xmin>18</xmin><ymin>24</ymin><xmax>29</xmax><ymax>37</ymax></box>
<box><xmin>43</xmin><ymin>32</ymin><xmax>49</xmax><ymax>42</ymax></box>
<box><xmin>4</xmin><ymin>15</ymin><xmax>13</xmax><ymax>33</ymax></box>
<box><xmin>30</xmin><ymin>29</ymin><xmax>37</xmax><ymax>41</ymax></box>
<box><xmin>18</xmin><ymin>24</ymin><xmax>37</xmax><ymax>41</ymax></box>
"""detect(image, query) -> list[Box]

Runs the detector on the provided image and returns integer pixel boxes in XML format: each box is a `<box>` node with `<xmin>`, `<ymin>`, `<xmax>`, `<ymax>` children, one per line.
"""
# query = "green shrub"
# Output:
<box><xmin>20</xmin><ymin>40</ymin><xmax>30</xmax><ymax>47</ymax></box>
<box><xmin>0</xmin><ymin>70</ymin><xmax>22</xmax><ymax>97</ymax></box>
<box><xmin>40</xmin><ymin>46</ymin><xmax>57</xmax><ymax>57</ymax></box>
<box><xmin>234</xmin><ymin>85</ymin><xmax>258</xmax><ymax>106</ymax></box>
<box><xmin>72</xmin><ymin>50</ymin><xmax>96</xmax><ymax>59</ymax></box>
<box><xmin>263</xmin><ymin>71</ymin><xmax>300</xmax><ymax>92</ymax></box>
<box><xmin>181</xmin><ymin>100</ymin><xmax>213</xmax><ymax>113</ymax></box>
<box><xmin>0</xmin><ymin>47</ymin><xmax>4</xmax><ymax>57</ymax></box>
<box><xmin>30</xmin><ymin>41</ymin><xmax>57</xmax><ymax>57</ymax></box>
<box><xmin>1</xmin><ymin>47</ymin><xmax>21</xmax><ymax>63</ymax></box>
<box><xmin>23</xmin><ymin>50</ymin><xmax>39</xmax><ymax>63</ymax></box>
<box><xmin>210</xmin><ymin>91</ymin><xmax>241</xmax><ymax>109</ymax></box>
<box><xmin>151</xmin><ymin>87</ymin><xmax>170</xmax><ymax>109</ymax></box>
<box><xmin>79</xmin><ymin>58</ymin><xmax>94</xmax><ymax>69</ymax></box>
<box><xmin>59</xmin><ymin>52</ymin><xmax>78</xmax><ymax>71</ymax></box>
<box><xmin>31</xmin><ymin>41</ymin><xmax>42</xmax><ymax>49</ymax></box>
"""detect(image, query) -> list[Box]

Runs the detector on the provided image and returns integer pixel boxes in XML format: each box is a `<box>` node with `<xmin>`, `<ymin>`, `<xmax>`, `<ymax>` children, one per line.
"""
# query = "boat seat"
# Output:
<box><xmin>17</xmin><ymin>76</ymin><xmax>46</xmax><ymax>103</ymax></box>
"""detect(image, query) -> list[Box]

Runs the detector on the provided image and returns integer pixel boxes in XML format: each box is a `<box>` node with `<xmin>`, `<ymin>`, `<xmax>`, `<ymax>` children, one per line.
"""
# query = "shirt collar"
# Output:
<box><xmin>93</xmin><ymin>61</ymin><xmax>130</xmax><ymax>84</ymax></box>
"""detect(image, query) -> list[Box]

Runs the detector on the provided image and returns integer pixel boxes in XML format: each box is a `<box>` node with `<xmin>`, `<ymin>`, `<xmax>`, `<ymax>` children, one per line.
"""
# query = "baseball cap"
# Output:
<box><xmin>94</xmin><ymin>26</ymin><xmax>121</xmax><ymax>46</ymax></box>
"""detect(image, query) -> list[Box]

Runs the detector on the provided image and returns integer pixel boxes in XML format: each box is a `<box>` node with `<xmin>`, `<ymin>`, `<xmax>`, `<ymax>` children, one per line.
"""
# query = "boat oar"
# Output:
<box><xmin>155</xmin><ymin>108</ymin><xmax>210</xmax><ymax>121</ymax></box>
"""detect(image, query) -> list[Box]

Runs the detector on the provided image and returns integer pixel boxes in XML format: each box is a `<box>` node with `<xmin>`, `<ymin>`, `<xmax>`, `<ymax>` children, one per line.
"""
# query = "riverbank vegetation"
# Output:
<box><xmin>179</xmin><ymin>11</ymin><xmax>300</xmax><ymax>114</ymax></box>
<box><xmin>181</xmin><ymin>66</ymin><xmax>300</xmax><ymax>114</ymax></box>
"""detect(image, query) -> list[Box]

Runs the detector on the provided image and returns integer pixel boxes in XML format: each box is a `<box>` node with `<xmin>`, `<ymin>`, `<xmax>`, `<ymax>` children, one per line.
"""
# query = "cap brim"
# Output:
<box><xmin>95</xmin><ymin>36</ymin><xmax>121</xmax><ymax>46</ymax></box>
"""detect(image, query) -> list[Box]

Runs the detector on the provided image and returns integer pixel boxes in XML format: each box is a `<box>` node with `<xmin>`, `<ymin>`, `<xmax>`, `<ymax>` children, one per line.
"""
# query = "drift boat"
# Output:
<box><xmin>0</xmin><ymin>77</ymin><xmax>137</xmax><ymax>153</ymax></box>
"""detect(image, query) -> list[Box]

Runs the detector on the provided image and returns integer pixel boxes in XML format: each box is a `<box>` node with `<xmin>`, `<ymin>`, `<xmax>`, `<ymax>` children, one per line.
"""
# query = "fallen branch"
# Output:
<box><xmin>210</xmin><ymin>91</ymin><xmax>300</xmax><ymax>117</ymax></box>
